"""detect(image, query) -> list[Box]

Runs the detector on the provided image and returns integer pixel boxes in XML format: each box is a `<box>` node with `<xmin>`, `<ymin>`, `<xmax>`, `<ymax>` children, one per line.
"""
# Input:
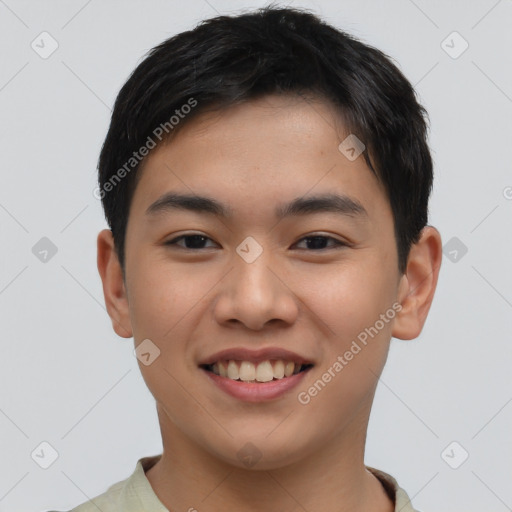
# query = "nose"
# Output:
<box><xmin>213</xmin><ymin>247</ymin><xmax>299</xmax><ymax>331</ymax></box>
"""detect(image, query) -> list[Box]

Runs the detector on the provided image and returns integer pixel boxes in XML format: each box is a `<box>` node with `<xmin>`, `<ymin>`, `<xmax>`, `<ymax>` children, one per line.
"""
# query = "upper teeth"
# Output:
<box><xmin>211</xmin><ymin>360</ymin><xmax>302</xmax><ymax>382</ymax></box>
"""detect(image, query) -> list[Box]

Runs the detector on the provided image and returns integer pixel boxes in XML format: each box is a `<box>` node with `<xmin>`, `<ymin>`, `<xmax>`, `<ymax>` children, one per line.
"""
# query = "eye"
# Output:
<box><xmin>165</xmin><ymin>234</ymin><xmax>218</xmax><ymax>250</ymax></box>
<box><xmin>165</xmin><ymin>233</ymin><xmax>348</xmax><ymax>251</ymax></box>
<box><xmin>293</xmin><ymin>234</ymin><xmax>348</xmax><ymax>250</ymax></box>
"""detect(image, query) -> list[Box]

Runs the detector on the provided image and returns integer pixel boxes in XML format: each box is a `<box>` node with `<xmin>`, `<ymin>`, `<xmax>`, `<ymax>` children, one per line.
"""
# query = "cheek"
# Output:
<box><xmin>127</xmin><ymin>256</ymin><xmax>221</xmax><ymax>383</ymax></box>
<box><xmin>127</xmin><ymin>261</ymin><xmax>201</xmax><ymax>409</ymax></box>
<box><xmin>296</xmin><ymin>266</ymin><xmax>396</xmax><ymax>434</ymax></box>
<box><xmin>127</xmin><ymin>254</ymin><xmax>206</xmax><ymax>339</ymax></box>
<box><xmin>304</xmin><ymin>261</ymin><xmax>396</xmax><ymax>341</ymax></box>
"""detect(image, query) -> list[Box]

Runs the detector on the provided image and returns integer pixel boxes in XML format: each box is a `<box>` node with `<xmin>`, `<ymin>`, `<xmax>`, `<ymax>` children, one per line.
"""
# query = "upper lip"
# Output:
<box><xmin>199</xmin><ymin>347</ymin><xmax>314</xmax><ymax>366</ymax></box>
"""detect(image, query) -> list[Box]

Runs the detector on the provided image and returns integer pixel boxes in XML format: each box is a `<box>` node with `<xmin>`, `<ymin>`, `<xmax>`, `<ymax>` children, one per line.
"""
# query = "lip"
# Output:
<box><xmin>199</xmin><ymin>347</ymin><xmax>313</xmax><ymax>366</ymax></box>
<box><xmin>201</xmin><ymin>365</ymin><xmax>313</xmax><ymax>402</ymax></box>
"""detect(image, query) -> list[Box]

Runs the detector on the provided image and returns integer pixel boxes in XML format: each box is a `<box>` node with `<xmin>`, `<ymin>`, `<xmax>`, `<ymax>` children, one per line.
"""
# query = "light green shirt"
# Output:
<box><xmin>56</xmin><ymin>455</ymin><xmax>420</xmax><ymax>512</ymax></box>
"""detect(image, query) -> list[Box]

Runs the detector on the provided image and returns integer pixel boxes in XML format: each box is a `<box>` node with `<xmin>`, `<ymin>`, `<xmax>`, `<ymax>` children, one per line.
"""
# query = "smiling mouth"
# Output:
<box><xmin>200</xmin><ymin>360</ymin><xmax>314</xmax><ymax>383</ymax></box>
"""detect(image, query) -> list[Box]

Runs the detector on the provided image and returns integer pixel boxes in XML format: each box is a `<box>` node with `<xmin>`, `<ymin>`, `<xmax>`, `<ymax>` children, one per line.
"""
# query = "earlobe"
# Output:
<box><xmin>97</xmin><ymin>229</ymin><xmax>133</xmax><ymax>338</ymax></box>
<box><xmin>391</xmin><ymin>226</ymin><xmax>443</xmax><ymax>340</ymax></box>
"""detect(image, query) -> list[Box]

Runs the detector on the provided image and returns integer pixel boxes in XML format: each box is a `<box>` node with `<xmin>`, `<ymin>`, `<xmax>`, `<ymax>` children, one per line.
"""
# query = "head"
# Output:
<box><xmin>97</xmin><ymin>6</ymin><xmax>441</xmax><ymax>469</ymax></box>
<box><xmin>97</xmin><ymin>5</ymin><xmax>433</xmax><ymax>275</ymax></box>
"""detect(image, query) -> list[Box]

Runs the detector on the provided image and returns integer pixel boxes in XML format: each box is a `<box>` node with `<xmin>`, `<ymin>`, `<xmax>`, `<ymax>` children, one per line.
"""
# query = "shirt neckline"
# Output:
<box><xmin>122</xmin><ymin>455</ymin><xmax>417</xmax><ymax>512</ymax></box>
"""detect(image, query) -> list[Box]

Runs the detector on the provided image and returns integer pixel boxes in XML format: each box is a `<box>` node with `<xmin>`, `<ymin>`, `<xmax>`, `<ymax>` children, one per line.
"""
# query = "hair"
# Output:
<box><xmin>98</xmin><ymin>4</ymin><xmax>433</xmax><ymax>275</ymax></box>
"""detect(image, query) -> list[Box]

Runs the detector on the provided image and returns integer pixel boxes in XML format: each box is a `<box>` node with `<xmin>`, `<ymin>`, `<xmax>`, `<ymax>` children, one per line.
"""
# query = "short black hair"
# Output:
<box><xmin>98</xmin><ymin>4</ymin><xmax>433</xmax><ymax>274</ymax></box>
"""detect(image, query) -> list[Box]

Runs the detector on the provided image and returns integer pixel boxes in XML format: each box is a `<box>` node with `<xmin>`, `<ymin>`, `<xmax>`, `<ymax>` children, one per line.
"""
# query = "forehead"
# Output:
<box><xmin>130</xmin><ymin>94</ymin><xmax>390</xmax><ymax>225</ymax></box>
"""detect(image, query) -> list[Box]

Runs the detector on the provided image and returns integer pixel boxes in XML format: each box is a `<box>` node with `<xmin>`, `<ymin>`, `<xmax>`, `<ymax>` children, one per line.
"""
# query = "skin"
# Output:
<box><xmin>97</xmin><ymin>93</ymin><xmax>442</xmax><ymax>512</ymax></box>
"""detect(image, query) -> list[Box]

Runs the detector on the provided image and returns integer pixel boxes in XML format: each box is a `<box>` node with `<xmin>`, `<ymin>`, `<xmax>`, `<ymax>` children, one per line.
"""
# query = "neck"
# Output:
<box><xmin>145</xmin><ymin>403</ymin><xmax>394</xmax><ymax>512</ymax></box>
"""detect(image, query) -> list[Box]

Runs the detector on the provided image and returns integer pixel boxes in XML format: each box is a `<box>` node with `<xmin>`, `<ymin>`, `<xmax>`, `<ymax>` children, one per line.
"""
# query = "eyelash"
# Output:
<box><xmin>165</xmin><ymin>233</ymin><xmax>349</xmax><ymax>251</ymax></box>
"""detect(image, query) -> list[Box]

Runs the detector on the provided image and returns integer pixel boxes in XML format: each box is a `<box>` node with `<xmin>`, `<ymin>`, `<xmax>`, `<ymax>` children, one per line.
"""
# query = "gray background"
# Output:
<box><xmin>1</xmin><ymin>0</ymin><xmax>511</xmax><ymax>510</ymax></box>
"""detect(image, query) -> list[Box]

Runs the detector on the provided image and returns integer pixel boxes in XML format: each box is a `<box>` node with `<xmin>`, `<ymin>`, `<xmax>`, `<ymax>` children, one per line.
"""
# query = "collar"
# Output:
<box><xmin>366</xmin><ymin>466</ymin><xmax>419</xmax><ymax>512</ymax></box>
<box><xmin>119</xmin><ymin>456</ymin><xmax>418</xmax><ymax>512</ymax></box>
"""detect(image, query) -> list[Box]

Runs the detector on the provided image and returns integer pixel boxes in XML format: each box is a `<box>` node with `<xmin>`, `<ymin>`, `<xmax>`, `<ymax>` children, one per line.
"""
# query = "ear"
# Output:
<box><xmin>392</xmin><ymin>226</ymin><xmax>442</xmax><ymax>340</ymax></box>
<box><xmin>97</xmin><ymin>229</ymin><xmax>133</xmax><ymax>338</ymax></box>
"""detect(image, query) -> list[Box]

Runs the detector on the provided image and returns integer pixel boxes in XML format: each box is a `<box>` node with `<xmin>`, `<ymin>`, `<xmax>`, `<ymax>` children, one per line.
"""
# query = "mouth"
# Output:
<box><xmin>200</xmin><ymin>360</ymin><xmax>314</xmax><ymax>383</ymax></box>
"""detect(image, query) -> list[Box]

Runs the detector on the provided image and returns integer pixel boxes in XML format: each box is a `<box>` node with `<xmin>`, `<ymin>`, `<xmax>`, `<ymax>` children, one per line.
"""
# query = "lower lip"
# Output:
<box><xmin>201</xmin><ymin>367</ymin><xmax>313</xmax><ymax>402</ymax></box>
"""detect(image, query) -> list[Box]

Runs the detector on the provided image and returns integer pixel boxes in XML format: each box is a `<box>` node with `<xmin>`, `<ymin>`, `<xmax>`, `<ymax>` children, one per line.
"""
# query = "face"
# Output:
<box><xmin>102</xmin><ymin>94</ymin><xmax>417</xmax><ymax>469</ymax></box>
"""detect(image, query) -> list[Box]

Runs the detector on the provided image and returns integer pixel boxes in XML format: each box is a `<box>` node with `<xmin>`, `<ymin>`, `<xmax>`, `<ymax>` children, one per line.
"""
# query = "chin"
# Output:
<box><xmin>205</xmin><ymin>432</ymin><xmax>312</xmax><ymax>471</ymax></box>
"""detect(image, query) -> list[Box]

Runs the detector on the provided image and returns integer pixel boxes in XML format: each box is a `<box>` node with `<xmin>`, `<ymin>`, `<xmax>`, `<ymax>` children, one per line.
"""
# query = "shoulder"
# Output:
<box><xmin>47</xmin><ymin>455</ymin><xmax>163</xmax><ymax>512</ymax></box>
<box><xmin>75</xmin><ymin>479</ymin><xmax>126</xmax><ymax>511</ymax></box>
<box><xmin>366</xmin><ymin>465</ymin><xmax>422</xmax><ymax>512</ymax></box>
<box><xmin>46</xmin><ymin>475</ymin><xmax>127</xmax><ymax>512</ymax></box>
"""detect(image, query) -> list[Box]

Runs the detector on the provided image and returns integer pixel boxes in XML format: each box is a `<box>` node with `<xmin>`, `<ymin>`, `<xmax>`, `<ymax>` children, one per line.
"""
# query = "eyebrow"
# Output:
<box><xmin>146</xmin><ymin>192</ymin><xmax>368</xmax><ymax>220</ymax></box>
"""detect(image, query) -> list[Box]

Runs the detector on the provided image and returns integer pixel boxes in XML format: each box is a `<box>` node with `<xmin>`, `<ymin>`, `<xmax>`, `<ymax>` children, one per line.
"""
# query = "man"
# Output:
<box><xmin>62</xmin><ymin>6</ymin><xmax>441</xmax><ymax>511</ymax></box>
